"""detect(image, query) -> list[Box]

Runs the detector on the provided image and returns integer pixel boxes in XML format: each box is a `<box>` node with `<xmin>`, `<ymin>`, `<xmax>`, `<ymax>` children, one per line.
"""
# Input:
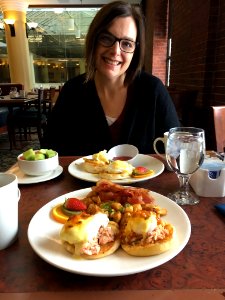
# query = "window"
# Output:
<box><xmin>0</xmin><ymin>7</ymin><xmax>99</xmax><ymax>86</ymax></box>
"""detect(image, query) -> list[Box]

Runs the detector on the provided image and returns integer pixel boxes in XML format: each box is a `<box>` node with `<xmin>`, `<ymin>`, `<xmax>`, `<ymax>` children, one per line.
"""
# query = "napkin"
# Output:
<box><xmin>215</xmin><ymin>203</ymin><xmax>225</xmax><ymax>217</ymax></box>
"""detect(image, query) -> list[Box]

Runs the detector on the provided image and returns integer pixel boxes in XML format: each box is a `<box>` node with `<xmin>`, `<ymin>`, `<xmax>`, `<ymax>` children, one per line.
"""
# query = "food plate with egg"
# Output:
<box><xmin>27</xmin><ymin>187</ymin><xmax>191</xmax><ymax>277</ymax></box>
<box><xmin>68</xmin><ymin>154</ymin><xmax>164</xmax><ymax>183</ymax></box>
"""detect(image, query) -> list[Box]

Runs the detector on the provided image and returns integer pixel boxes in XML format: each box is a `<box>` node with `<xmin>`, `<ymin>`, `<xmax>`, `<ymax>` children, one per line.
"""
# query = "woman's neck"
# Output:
<box><xmin>94</xmin><ymin>72</ymin><xmax>128</xmax><ymax>119</ymax></box>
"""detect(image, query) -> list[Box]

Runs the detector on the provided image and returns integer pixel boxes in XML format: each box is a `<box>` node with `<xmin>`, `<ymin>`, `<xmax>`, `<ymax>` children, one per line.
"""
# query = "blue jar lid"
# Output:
<box><xmin>201</xmin><ymin>161</ymin><xmax>225</xmax><ymax>171</ymax></box>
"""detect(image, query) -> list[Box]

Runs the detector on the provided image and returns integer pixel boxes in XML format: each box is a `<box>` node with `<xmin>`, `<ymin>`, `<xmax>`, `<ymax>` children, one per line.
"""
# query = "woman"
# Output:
<box><xmin>44</xmin><ymin>1</ymin><xmax>180</xmax><ymax>155</ymax></box>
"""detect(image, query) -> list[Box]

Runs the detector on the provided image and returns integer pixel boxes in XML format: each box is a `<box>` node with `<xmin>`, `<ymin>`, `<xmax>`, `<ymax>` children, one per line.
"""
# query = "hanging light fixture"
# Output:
<box><xmin>67</xmin><ymin>19</ymin><xmax>74</xmax><ymax>31</ymax></box>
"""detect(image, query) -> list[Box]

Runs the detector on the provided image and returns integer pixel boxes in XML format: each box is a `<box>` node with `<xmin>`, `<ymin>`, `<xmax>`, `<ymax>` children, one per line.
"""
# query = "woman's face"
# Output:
<box><xmin>95</xmin><ymin>16</ymin><xmax>137</xmax><ymax>82</ymax></box>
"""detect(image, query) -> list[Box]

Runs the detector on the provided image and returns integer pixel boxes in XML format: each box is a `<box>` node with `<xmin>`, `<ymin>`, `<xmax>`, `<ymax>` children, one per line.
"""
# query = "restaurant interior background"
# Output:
<box><xmin>0</xmin><ymin>0</ymin><xmax>225</xmax><ymax>150</ymax></box>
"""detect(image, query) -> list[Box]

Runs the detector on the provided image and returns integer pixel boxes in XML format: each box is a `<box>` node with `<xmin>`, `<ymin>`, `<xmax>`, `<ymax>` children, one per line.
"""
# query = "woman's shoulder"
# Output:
<box><xmin>133</xmin><ymin>71</ymin><xmax>167</xmax><ymax>95</ymax></box>
<box><xmin>62</xmin><ymin>73</ymin><xmax>96</xmax><ymax>95</ymax></box>
<box><xmin>64</xmin><ymin>73</ymin><xmax>87</xmax><ymax>87</ymax></box>
<box><xmin>135</xmin><ymin>71</ymin><xmax>164</xmax><ymax>86</ymax></box>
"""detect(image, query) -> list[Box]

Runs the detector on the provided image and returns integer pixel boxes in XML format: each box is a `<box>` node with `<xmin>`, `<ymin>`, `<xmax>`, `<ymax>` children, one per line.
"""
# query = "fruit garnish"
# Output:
<box><xmin>52</xmin><ymin>198</ymin><xmax>87</xmax><ymax>224</ymax></box>
<box><xmin>22</xmin><ymin>148</ymin><xmax>36</xmax><ymax>160</ymax></box>
<box><xmin>21</xmin><ymin>148</ymin><xmax>56</xmax><ymax>160</ymax></box>
<box><xmin>132</xmin><ymin>166</ymin><xmax>155</xmax><ymax>178</ymax></box>
<box><xmin>51</xmin><ymin>204</ymin><xmax>69</xmax><ymax>224</ymax></box>
<box><xmin>45</xmin><ymin>149</ymin><xmax>56</xmax><ymax>158</ymax></box>
<box><xmin>63</xmin><ymin>198</ymin><xmax>87</xmax><ymax>211</ymax></box>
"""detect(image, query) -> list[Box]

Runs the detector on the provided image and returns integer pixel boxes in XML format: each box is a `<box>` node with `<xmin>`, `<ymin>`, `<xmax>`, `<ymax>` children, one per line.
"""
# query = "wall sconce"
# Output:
<box><xmin>27</xmin><ymin>22</ymin><xmax>38</xmax><ymax>30</ymax></box>
<box><xmin>4</xmin><ymin>19</ymin><xmax>15</xmax><ymax>37</ymax></box>
<box><xmin>26</xmin><ymin>22</ymin><xmax>38</xmax><ymax>38</ymax></box>
<box><xmin>0</xmin><ymin>22</ymin><xmax>4</xmax><ymax>30</ymax></box>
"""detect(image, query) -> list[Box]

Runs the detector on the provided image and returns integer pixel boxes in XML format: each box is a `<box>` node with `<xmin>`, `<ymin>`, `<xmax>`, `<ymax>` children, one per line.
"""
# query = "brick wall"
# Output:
<box><xmin>143</xmin><ymin>0</ymin><xmax>169</xmax><ymax>84</ymax></box>
<box><xmin>143</xmin><ymin>0</ymin><xmax>225</xmax><ymax>149</ymax></box>
<box><xmin>170</xmin><ymin>0</ymin><xmax>210</xmax><ymax>91</ymax></box>
<box><xmin>151</xmin><ymin>0</ymin><xmax>169</xmax><ymax>83</ymax></box>
<box><xmin>169</xmin><ymin>0</ymin><xmax>225</xmax><ymax>148</ymax></box>
<box><xmin>211</xmin><ymin>0</ymin><xmax>225</xmax><ymax>105</ymax></box>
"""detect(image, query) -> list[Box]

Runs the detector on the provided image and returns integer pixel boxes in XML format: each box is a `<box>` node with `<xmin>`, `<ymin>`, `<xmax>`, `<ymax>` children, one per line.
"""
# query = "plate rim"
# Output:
<box><xmin>68</xmin><ymin>154</ymin><xmax>165</xmax><ymax>184</ymax></box>
<box><xmin>27</xmin><ymin>187</ymin><xmax>191</xmax><ymax>277</ymax></box>
<box><xmin>6</xmin><ymin>164</ymin><xmax>63</xmax><ymax>184</ymax></box>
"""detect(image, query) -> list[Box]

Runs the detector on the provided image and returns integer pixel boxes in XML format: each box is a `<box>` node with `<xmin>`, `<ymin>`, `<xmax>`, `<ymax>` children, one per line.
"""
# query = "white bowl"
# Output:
<box><xmin>107</xmin><ymin>144</ymin><xmax>139</xmax><ymax>164</ymax></box>
<box><xmin>17</xmin><ymin>151</ymin><xmax>59</xmax><ymax>176</ymax></box>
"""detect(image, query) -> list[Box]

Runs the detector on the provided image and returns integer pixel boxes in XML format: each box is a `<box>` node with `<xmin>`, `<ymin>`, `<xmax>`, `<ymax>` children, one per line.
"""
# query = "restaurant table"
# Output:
<box><xmin>1</xmin><ymin>156</ymin><xmax>225</xmax><ymax>300</ymax></box>
<box><xmin>0</xmin><ymin>95</ymin><xmax>38</xmax><ymax>108</ymax></box>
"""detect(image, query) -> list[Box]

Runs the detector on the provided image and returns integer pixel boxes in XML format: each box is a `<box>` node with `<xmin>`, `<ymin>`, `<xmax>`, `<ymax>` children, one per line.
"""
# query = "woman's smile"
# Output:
<box><xmin>103</xmin><ymin>56</ymin><xmax>122</xmax><ymax>66</ymax></box>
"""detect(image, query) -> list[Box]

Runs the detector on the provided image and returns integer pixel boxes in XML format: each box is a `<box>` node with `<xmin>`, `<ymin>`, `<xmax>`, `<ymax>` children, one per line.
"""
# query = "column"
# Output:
<box><xmin>0</xmin><ymin>0</ymin><xmax>33</xmax><ymax>91</ymax></box>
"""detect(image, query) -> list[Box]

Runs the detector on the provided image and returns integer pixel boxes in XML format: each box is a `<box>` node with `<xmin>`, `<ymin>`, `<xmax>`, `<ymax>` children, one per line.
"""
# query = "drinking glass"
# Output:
<box><xmin>9</xmin><ymin>87</ymin><xmax>18</xmax><ymax>98</ymax></box>
<box><xmin>166</xmin><ymin>127</ymin><xmax>205</xmax><ymax>205</ymax></box>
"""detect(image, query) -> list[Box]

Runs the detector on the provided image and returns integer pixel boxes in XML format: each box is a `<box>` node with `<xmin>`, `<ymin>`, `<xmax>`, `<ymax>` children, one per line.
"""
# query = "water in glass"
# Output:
<box><xmin>166</xmin><ymin>127</ymin><xmax>205</xmax><ymax>205</ymax></box>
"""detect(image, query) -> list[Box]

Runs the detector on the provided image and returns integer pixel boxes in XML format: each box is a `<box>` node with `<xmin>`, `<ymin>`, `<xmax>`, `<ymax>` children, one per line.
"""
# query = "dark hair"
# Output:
<box><xmin>85</xmin><ymin>1</ymin><xmax>145</xmax><ymax>85</ymax></box>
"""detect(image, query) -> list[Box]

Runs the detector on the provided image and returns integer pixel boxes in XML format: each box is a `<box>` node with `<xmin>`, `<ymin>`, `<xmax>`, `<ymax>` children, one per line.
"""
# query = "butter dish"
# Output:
<box><xmin>190</xmin><ymin>159</ymin><xmax>225</xmax><ymax>197</ymax></box>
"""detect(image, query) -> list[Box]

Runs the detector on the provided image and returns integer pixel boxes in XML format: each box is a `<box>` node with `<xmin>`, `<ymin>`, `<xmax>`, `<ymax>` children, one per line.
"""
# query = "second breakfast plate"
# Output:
<box><xmin>27</xmin><ymin>188</ymin><xmax>191</xmax><ymax>277</ymax></box>
<box><xmin>68</xmin><ymin>154</ymin><xmax>165</xmax><ymax>183</ymax></box>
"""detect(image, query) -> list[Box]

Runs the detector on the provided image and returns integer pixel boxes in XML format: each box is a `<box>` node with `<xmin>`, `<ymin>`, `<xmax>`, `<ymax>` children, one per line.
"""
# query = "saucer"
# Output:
<box><xmin>6</xmin><ymin>164</ymin><xmax>63</xmax><ymax>184</ymax></box>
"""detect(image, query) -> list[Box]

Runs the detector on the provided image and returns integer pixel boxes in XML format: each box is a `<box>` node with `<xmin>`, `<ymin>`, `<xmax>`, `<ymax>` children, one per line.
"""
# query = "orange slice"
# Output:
<box><xmin>51</xmin><ymin>204</ymin><xmax>69</xmax><ymax>224</ymax></box>
<box><xmin>132</xmin><ymin>170</ymin><xmax>155</xmax><ymax>178</ymax></box>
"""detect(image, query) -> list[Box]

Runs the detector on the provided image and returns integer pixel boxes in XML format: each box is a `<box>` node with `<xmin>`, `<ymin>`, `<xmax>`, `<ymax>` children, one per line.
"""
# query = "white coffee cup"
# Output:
<box><xmin>0</xmin><ymin>173</ymin><xmax>20</xmax><ymax>250</ymax></box>
<box><xmin>153</xmin><ymin>132</ymin><xmax>173</xmax><ymax>171</ymax></box>
<box><xmin>153</xmin><ymin>132</ymin><xmax>169</xmax><ymax>159</ymax></box>
<box><xmin>19</xmin><ymin>90</ymin><xmax>26</xmax><ymax>98</ymax></box>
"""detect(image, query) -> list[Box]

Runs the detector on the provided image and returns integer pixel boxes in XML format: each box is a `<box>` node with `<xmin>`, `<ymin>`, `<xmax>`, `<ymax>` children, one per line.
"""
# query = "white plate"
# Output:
<box><xmin>27</xmin><ymin>188</ymin><xmax>191</xmax><ymax>277</ymax></box>
<box><xmin>68</xmin><ymin>154</ymin><xmax>165</xmax><ymax>184</ymax></box>
<box><xmin>6</xmin><ymin>164</ymin><xmax>63</xmax><ymax>184</ymax></box>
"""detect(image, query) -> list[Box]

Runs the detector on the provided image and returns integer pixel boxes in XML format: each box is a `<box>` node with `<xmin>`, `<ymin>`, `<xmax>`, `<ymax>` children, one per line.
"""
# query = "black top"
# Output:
<box><xmin>43</xmin><ymin>71</ymin><xmax>180</xmax><ymax>155</ymax></box>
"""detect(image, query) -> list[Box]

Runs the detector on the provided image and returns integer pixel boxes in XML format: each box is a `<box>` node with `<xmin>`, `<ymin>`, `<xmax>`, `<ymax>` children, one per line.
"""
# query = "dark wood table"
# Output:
<box><xmin>1</xmin><ymin>156</ymin><xmax>225</xmax><ymax>300</ymax></box>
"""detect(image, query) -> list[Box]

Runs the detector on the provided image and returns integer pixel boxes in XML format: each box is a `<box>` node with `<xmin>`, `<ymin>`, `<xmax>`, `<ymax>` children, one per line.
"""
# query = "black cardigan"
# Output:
<box><xmin>44</xmin><ymin>72</ymin><xmax>180</xmax><ymax>156</ymax></box>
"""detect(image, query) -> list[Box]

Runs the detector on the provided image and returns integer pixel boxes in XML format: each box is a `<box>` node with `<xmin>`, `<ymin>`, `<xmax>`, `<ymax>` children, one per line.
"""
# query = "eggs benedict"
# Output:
<box><xmin>60</xmin><ymin>211</ymin><xmax>120</xmax><ymax>259</ymax></box>
<box><xmin>120</xmin><ymin>210</ymin><xmax>176</xmax><ymax>256</ymax></box>
<box><xmin>83</xmin><ymin>150</ymin><xmax>110</xmax><ymax>173</ymax></box>
<box><xmin>99</xmin><ymin>160</ymin><xmax>134</xmax><ymax>179</ymax></box>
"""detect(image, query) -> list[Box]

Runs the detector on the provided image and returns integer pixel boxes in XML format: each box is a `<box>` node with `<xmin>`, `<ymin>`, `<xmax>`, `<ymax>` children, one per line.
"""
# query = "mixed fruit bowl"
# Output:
<box><xmin>17</xmin><ymin>148</ymin><xmax>59</xmax><ymax>176</ymax></box>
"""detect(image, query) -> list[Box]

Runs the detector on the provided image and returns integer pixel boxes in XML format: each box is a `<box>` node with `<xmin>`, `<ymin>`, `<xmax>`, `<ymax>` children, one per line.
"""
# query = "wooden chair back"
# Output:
<box><xmin>42</xmin><ymin>87</ymin><xmax>57</xmax><ymax>115</ymax></box>
<box><xmin>212</xmin><ymin>106</ymin><xmax>225</xmax><ymax>152</ymax></box>
<box><xmin>8</xmin><ymin>88</ymin><xmax>47</xmax><ymax>149</ymax></box>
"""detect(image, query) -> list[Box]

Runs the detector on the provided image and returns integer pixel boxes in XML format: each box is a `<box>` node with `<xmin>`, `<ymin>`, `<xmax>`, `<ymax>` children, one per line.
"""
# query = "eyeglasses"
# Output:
<box><xmin>98</xmin><ymin>32</ymin><xmax>136</xmax><ymax>53</ymax></box>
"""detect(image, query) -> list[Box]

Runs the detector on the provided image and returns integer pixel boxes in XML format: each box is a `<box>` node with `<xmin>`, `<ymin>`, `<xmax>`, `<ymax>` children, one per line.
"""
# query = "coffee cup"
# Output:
<box><xmin>153</xmin><ymin>132</ymin><xmax>172</xmax><ymax>171</ymax></box>
<box><xmin>19</xmin><ymin>90</ymin><xmax>26</xmax><ymax>98</ymax></box>
<box><xmin>0</xmin><ymin>173</ymin><xmax>20</xmax><ymax>250</ymax></box>
<box><xmin>153</xmin><ymin>132</ymin><xmax>169</xmax><ymax>159</ymax></box>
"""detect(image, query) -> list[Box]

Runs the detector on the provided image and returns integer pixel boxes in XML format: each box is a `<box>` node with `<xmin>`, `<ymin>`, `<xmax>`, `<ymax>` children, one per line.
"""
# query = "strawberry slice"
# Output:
<box><xmin>64</xmin><ymin>198</ymin><xmax>87</xmax><ymax>211</ymax></box>
<box><xmin>133</xmin><ymin>166</ymin><xmax>150</xmax><ymax>175</ymax></box>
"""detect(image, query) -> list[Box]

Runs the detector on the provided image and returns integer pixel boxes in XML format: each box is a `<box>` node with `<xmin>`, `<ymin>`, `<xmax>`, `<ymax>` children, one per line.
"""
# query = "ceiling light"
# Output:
<box><xmin>54</xmin><ymin>8</ymin><xmax>64</xmax><ymax>14</ymax></box>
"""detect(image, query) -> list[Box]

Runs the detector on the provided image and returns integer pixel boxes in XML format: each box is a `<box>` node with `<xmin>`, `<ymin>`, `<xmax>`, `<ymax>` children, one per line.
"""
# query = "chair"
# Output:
<box><xmin>9</xmin><ymin>89</ymin><xmax>47</xmax><ymax>148</ymax></box>
<box><xmin>44</xmin><ymin>87</ymin><xmax>56</xmax><ymax>116</ymax></box>
<box><xmin>212</xmin><ymin>106</ymin><xmax>225</xmax><ymax>153</ymax></box>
